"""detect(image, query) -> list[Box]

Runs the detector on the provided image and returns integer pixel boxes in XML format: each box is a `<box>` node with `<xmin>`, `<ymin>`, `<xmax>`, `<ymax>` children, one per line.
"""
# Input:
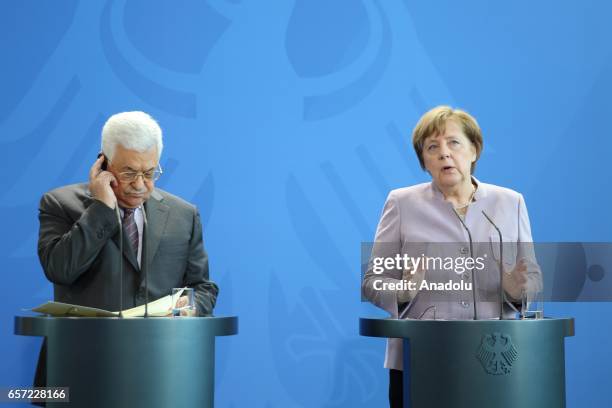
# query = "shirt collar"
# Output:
<box><xmin>119</xmin><ymin>206</ymin><xmax>141</xmax><ymax>216</ymax></box>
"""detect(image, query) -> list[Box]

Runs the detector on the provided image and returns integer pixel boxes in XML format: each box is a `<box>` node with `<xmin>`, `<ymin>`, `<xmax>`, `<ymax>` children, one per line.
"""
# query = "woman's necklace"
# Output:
<box><xmin>453</xmin><ymin>186</ymin><xmax>476</xmax><ymax>210</ymax></box>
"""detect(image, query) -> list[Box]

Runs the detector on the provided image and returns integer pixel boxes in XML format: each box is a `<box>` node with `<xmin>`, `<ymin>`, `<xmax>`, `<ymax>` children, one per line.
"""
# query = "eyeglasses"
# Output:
<box><xmin>115</xmin><ymin>164</ymin><xmax>163</xmax><ymax>183</ymax></box>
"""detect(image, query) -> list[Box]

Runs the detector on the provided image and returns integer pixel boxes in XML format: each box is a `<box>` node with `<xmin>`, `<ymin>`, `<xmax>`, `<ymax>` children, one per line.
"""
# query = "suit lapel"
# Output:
<box><xmin>143</xmin><ymin>189</ymin><xmax>170</xmax><ymax>269</ymax></box>
<box><xmin>111</xmin><ymin>217</ymin><xmax>140</xmax><ymax>272</ymax></box>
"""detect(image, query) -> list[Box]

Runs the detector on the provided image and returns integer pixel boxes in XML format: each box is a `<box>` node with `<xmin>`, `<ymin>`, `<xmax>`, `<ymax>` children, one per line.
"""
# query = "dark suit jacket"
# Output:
<box><xmin>37</xmin><ymin>183</ymin><xmax>218</xmax><ymax>315</ymax></box>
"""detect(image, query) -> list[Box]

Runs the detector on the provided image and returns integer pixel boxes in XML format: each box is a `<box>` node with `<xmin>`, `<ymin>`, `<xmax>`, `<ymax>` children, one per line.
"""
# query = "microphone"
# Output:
<box><xmin>452</xmin><ymin>210</ymin><xmax>478</xmax><ymax>320</ymax></box>
<box><xmin>115</xmin><ymin>205</ymin><xmax>124</xmax><ymax>318</ymax></box>
<box><xmin>481</xmin><ymin>210</ymin><xmax>504</xmax><ymax>320</ymax></box>
<box><xmin>141</xmin><ymin>204</ymin><xmax>149</xmax><ymax>318</ymax></box>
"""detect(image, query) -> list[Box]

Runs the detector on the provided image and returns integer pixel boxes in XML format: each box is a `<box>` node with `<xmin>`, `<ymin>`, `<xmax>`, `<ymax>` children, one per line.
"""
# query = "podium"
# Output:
<box><xmin>15</xmin><ymin>315</ymin><xmax>238</xmax><ymax>408</ymax></box>
<box><xmin>360</xmin><ymin>317</ymin><xmax>574</xmax><ymax>408</ymax></box>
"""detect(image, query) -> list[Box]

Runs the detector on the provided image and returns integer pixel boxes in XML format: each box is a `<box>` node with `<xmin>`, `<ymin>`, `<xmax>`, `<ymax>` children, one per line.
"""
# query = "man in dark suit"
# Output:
<box><xmin>38</xmin><ymin>111</ymin><xmax>218</xmax><ymax>314</ymax></box>
<box><xmin>34</xmin><ymin>111</ymin><xmax>218</xmax><ymax>389</ymax></box>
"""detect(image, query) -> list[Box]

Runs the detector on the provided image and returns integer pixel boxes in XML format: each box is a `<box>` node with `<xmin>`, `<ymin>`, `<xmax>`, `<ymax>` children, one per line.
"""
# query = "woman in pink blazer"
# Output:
<box><xmin>362</xmin><ymin>106</ymin><xmax>542</xmax><ymax>407</ymax></box>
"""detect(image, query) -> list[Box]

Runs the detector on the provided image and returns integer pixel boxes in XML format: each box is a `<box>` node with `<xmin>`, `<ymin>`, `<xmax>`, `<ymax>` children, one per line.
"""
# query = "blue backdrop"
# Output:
<box><xmin>1</xmin><ymin>1</ymin><xmax>610</xmax><ymax>406</ymax></box>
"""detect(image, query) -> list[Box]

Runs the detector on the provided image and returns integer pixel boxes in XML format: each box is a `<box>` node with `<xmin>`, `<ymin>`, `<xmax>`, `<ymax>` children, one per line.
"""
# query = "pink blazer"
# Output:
<box><xmin>362</xmin><ymin>178</ymin><xmax>542</xmax><ymax>370</ymax></box>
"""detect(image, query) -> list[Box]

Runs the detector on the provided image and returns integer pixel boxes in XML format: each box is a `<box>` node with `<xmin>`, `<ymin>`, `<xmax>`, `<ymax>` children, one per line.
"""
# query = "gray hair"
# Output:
<box><xmin>101</xmin><ymin>111</ymin><xmax>163</xmax><ymax>161</ymax></box>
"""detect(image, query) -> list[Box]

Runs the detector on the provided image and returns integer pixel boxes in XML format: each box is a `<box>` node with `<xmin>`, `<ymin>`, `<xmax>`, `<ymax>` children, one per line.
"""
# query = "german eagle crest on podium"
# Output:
<box><xmin>476</xmin><ymin>332</ymin><xmax>518</xmax><ymax>375</ymax></box>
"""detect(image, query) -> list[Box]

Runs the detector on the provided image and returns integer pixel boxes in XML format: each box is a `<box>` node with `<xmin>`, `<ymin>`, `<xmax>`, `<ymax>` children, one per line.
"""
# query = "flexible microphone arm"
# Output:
<box><xmin>452</xmin><ymin>210</ymin><xmax>478</xmax><ymax>320</ymax></box>
<box><xmin>115</xmin><ymin>205</ymin><xmax>124</xmax><ymax>318</ymax></box>
<box><xmin>481</xmin><ymin>210</ymin><xmax>504</xmax><ymax>320</ymax></box>
<box><xmin>141</xmin><ymin>204</ymin><xmax>149</xmax><ymax>318</ymax></box>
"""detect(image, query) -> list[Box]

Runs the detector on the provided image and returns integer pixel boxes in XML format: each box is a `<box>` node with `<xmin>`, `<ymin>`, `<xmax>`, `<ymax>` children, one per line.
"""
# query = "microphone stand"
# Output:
<box><xmin>482</xmin><ymin>210</ymin><xmax>504</xmax><ymax>320</ymax></box>
<box><xmin>115</xmin><ymin>205</ymin><xmax>124</xmax><ymax>318</ymax></box>
<box><xmin>141</xmin><ymin>204</ymin><xmax>149</xmax><ymax>318</ymax></box>
<box><xmin>452</xmin><ymin>210</ymin><xmax>478</xmax><ymax>320</ymax></box>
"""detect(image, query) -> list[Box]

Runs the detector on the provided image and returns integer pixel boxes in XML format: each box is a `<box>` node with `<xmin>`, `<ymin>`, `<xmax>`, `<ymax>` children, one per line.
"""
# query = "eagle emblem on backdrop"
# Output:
<box><xmin>476</xmin><ymin>332</ymin><xmax>518</xmax><ymax>375</ymax></box>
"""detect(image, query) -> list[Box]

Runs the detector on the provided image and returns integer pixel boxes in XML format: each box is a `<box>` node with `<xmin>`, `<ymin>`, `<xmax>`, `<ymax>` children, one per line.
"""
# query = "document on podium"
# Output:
<box><xmin>30</xmin><ymin>289</ymin><xmax>184</xmax><ymax>318</ymax></box>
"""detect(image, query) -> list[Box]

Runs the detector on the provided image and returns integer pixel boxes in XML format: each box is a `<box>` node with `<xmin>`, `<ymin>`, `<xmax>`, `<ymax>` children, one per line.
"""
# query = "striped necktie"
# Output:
<box><xmin>122</xmin><ymin>207</ymin><xmax>139</xmax><ymax>257</ymax></box>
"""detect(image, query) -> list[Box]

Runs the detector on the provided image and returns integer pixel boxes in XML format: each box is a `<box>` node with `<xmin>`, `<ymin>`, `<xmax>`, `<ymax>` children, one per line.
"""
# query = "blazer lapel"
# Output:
<box><xmin>143</xmin><ymin>189</ymin><xmax>170</xmax><ymax>270</ymax></box>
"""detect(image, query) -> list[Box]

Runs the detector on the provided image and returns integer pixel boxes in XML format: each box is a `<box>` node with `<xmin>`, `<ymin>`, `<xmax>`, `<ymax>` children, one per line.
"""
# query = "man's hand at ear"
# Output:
<box><xmin>89</xmin><ymin>155</ymin><xmax>118</xmax><ymax>209</ymax></box>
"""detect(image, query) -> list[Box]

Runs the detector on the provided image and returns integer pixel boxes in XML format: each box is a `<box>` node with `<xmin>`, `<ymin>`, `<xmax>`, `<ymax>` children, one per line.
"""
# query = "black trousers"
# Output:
<box><xmin>389</xmin><ymin>369</ymin><xmax>403</xmax><ymax>408</ymax></box>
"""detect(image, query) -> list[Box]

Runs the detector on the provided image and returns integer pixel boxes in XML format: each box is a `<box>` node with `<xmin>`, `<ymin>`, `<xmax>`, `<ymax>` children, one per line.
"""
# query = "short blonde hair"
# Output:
<box><xmin>412</xmin><ymin>106</ymin><xmax>483</xmax><ymax>173</ymax></box>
